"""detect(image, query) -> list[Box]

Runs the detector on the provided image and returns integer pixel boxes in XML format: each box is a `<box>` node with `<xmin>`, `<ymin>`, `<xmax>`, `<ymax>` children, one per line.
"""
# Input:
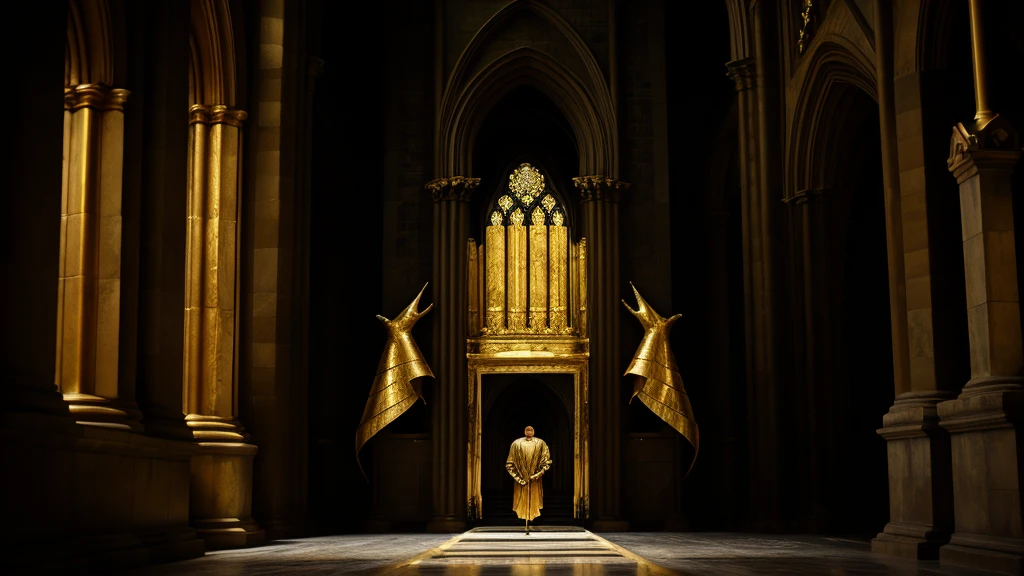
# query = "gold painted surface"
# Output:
<box><xmin>577</xmin><ymin>239</ymin><xmax>587</xmax><ymax>336</ymax></box>
<box><xmin>498</xmin><ymin>195</ymin><xmax>513</xmax><ymax>213</ymax></box>
<box><xmin>56</xmin><ymin>84</ymin><xmax>129</xmax><ymax>408</ymax></box>
<box><xmin>549</xmin><ymin>225</ymin><xmax>568</xmax><ymax>333</ymax></box>
<box><xmin>509</xmin><ymin>163</ymin><xmax>545</xmax><ymax>202</ymax></box>
<box><xmin>622</xmin><ymin>283</ymin><xmax>699</xmax><ymax>475</ymax></box>
<box><xmin>798</xmin><ymin>0</ymin><xmax>813</xmax><ymax>54</ymax></box>
<box><xmin>183</xmin><ymin>107</ymin><xmax>247</xmax><ymax>421</ymax></box>
<box><xmin>485</xmin><ymin>226</ymin><xmax>505</xmax><ymax>333</ymax></box>
<box><xmin>506</xmin><ymin>436</ymin><xmax>551</xmax><ymax>521</ymax></box>
<box><xmin>551</xmin><ymin>211</ymin><xmax>564</xmax><ymax>227</ymax></box>
<box><xmin>541</xmin><ymin>193</ymin><xmax>556</xmax><ymax>213</ymax></box>
<box><xmin>355</xmin><ymin>284</ymin><xmax>435</xmax><ymax>479</ymax></box>
<box><xmin>490</xmin><ymin>210</ymin><xmax>502</xmax><ymax>226</ymax></box>
<box><xmin>467</xmin><ymin>240</ymin><xmax>480</xmax><ymax>336</ymax></box>
<box><xmin>529</xmin><ymin>220</ymin><xmax>548</xmax><ymax>331</ymax></box>
<box><xmin>506</xmin><ymin>219</ymin><xmax>527</xmax><ymax>331</ymax></box>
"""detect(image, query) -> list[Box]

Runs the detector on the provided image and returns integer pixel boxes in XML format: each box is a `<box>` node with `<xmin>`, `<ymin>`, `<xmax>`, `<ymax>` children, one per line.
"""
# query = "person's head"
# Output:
<box><xmin>524</xmin><ymin>426</ymin><xmax>534</xmax><ymax>438</ymax></box>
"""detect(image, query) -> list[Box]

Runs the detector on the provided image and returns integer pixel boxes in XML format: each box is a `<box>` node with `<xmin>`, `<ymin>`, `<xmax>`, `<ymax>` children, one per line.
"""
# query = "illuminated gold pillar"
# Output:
<box><xmin>549</xmin><ymin>214</ymin><xmax>568</xmax><ymax>333</ymax></box>
<box><xmin>485</xmin><ymin>222</ymin><xmax>505</xmax><ymax>333</ymax></box>
<box><xmin>506</xmin><ymin>209</ymin><xmax>527</xmax><ymax>332</ymax></box>
<box><xmin>529</xmin><ymin>207</ymin><xmax>548</xmax><ymax>331</ymax></box>
<box><xmin>467</xmin><ymin>240</ymin><xmax>480</xmax><ymax>335</ymax></box>
<box><xmin>426</xmin><ymin>175</ymin><xmax>479</xmax><ymax>532</ymax></box>
<box><xmin>57</xmin><ymin>83</ymin><xmax>142</xmax><ymax>430</ymax></box>
<box><xmin>184</xmin><ymin>103</ymin><xmax>263</xmax><ymax>549</ymax></box>
<box><xmin>574</xmin><ymin>175</ymin><xmax>629</xmax><ymax>531</ymax></box>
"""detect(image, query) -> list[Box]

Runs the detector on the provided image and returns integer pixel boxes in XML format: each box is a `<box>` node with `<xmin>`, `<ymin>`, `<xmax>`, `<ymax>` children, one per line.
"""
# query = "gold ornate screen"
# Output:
<box><xmin>466</xmin><ymin>163</ymin><xmax>590</xmax><ymax>520</ymax></box>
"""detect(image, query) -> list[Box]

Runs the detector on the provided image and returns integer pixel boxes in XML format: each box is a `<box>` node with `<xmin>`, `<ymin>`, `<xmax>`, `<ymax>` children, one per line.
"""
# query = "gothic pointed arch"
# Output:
<box><xmin>724</xmin><ymin>0</ymin><xmax>752</xmax><ymax>60</ymax></box>
<box><xmin>787</xmin><ymin>40</ymin><xmax>876</xmax><ymax>196</ymax></box>
<box><xmin>65</xmin><ymin>0</ymin><xmax>115</xmax><ymax>87</ymax></box>
<box><xmin>189</xmin><ymin>0</ymin><xmax>238</xmax><ymax>106</ymax></box>
<box><xmin>437</xmin><ymin>0</ymin><xmax>617</xmax><ymax>177</ymax></box>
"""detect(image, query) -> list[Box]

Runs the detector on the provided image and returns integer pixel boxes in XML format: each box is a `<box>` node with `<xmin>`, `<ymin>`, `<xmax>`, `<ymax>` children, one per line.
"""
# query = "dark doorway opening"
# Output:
<box><xmin>479</xmin><ymin>373</ymin><xmax>575</xmax><ymax>526</ymax></box>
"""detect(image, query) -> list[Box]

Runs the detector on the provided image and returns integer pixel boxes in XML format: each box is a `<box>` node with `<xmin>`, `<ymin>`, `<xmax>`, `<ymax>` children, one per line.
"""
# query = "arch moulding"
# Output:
<box><xmin>436</xmin><ymin>0</ymin><xmax>618</xmax><ymax>178</ymax></box>
<box><xmin>189</xmin><ymin>0</ymin><xmax>238</xmax><ymax>107</ymax></box>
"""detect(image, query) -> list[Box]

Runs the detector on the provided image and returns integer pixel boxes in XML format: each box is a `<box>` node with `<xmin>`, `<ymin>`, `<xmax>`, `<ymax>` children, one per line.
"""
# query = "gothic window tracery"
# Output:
<box><xmin>488</xmin><ymin>163</ymin><xmax>568</xmax><ymax>229</ymax></box>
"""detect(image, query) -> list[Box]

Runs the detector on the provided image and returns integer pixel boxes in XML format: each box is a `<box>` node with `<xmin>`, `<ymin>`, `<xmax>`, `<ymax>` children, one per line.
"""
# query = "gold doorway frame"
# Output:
<box><xmin>466</xmin><ymin>336</ymin><xmax>590</xmax><ymax>521</ymax></box>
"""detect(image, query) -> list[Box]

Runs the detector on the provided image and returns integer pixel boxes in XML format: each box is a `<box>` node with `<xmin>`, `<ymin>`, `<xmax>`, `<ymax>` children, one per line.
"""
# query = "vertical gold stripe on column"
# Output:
<box><xmin>578</xmin><ymin>238</ymin><xmax>588</xmax><ymax>337</ymax></box>
<box><xmin>485</xmin><ymin>225</ymin><xmax>505</xmax><ymax>333</ymax></box>
<box><xmin>184</xmin><ymin>116</ymin><xmax>208</xmax><ymax>416</ymax></box>
<box><xmin>95</xmin><ymin>102</ymin><xmax>126</xmax><ymax>399</ymax></box>
<box><xmin>549</xmin><ymin>223</ymin><xmax>568</xmax><ymax>333</ymax></box>
<box><xmin>467</xmin><ymin>240</ymin><xmax>479</xmax><ymax>336</ymax></box>
<box><xmin>507</xmin><ymin>210</ymin><xmax>527</xmax><ymax>332</ymax></box>
<box><xmin>478</xmin><ymin>244</ymin><xmax>485</xmax><ymax>335</ymax></box>
<box><xmin>529</xmin><ymin>207</ymin><xmax>548</xmax><ymax>331</ymax></box>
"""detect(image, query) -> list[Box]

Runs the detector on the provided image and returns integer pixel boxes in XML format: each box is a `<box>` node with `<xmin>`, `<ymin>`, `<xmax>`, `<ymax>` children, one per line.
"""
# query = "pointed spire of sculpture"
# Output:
<box><xmin>622</xmin><ymin>282</ymin><xmax>699</xmax><ymax>476</ymax></box>
<box><xmin>355</xmin><ymin>283</ymin><xmax>434</xmax><ymax>480</ymax></box>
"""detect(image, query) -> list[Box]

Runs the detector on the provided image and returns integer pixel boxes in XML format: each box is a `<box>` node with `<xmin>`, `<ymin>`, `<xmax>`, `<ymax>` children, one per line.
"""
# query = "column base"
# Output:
<box><xmin>64</xmin><ymin>392</ymin><xmax>144</xmax><ymax>432</ymax></box>
<box><xmin>941</xmin><ymin>534</ymin><xmax>1024</xmax><ymax>575</ymax></box>
<box><xmin>590</xmin><ymin>520</ymin><xmax>630</xmax><ymax>532</ymax></box>
<box><xmin>190</xmin><ymin>440</ymin><xmax>263</xmax><ymax>550</ymax></box>
<box><xmin>427</xmin><ymin>517</ymin><xmax>467</xmax><ymax>533</ymax></box>
<box><xmin>192</xmin><ymin>518</ymin><xmax>266</xmax><ymax>550</ymax></box>
<box><xmin>871</xmin><ymin>522</ymin><xmax>947</xmax><ymax>559</ymax></box>
<box><xmin>873</xmin><ymin>392</ymin><xmax>955</xmax><ymax>560</ymax></box>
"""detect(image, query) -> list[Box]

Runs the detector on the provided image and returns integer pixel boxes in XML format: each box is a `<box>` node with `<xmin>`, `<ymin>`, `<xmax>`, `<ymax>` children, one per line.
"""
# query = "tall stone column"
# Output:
<box><xmin>938</xmin><ymin>6</ymin><xmax>1023</xmax><ymax>572</ymax></box>
<box><xmin>871</xmin><ymin>0</ymin><xmax>954</xmax><ymax>559</ymax></box>
<box><xmin>184</xmin><ymin>104</ymin><xmax>264</xmax><ymax>549</ymax></box>
<box><xmin>938</xmin><ymin>3</ymin><xmax>1024</xmax><ymax>572</ymax></box>
<box><xmin>57</xmin><ymin>83</ymin><xmax>143</xmax><ymax>431</ymax></box>
<box><xmin>425</xmin><ymin>175</ymin><xmax>478</xmax><ymax>532</ymax></box>
<box><xmin>58</xmin><ymin>84</ymin><xmax>140</xmax><ymax>429</ymax></box>
<box><xmin>573</xmin><ymin>175</ymin><xmax>628</xmax><ymax>531</ymax></box>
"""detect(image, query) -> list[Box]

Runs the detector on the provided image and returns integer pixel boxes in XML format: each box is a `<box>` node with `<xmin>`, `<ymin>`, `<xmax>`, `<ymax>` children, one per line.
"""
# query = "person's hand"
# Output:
<box><xmin>530</xmin><ymin>473</ymin><xmax>541</xmax><ymax>481</ymax></box>
<box><xmin>519</xmin><ymin>478</ymin><xmax>527</xmax><ymax>486</ymax></box>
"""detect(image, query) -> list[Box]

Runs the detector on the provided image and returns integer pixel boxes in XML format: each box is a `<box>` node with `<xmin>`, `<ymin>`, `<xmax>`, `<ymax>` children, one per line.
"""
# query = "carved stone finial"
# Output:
<box><xmin>572</xmin><ymin>176</ymin><xmax>630</xmax><ymax>203</ymax></box>
<box><xmin>425</xmin><ymin>176</ymin><xmax>481</xmax><ymax>202</ymax></box>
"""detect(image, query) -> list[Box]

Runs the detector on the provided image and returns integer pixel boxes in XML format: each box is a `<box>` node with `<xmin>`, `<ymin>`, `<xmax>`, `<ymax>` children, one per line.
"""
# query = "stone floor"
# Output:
<box><xmin>124</xmin><ymin>532</ymin><xmax>1000</xmax><ymax>576</ymax></box>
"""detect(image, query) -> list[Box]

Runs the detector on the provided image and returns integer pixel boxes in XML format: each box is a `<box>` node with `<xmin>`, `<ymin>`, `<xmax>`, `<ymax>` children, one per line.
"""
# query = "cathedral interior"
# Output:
<box><xmin>5</xmin><ymin>0</ymin><xmax>1024</xmax><ymax>574</ymax></box>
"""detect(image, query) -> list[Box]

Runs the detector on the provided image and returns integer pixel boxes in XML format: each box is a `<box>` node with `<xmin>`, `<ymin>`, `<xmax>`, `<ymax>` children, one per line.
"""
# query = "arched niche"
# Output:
<box><xmin>189</xmin><ymin>0</ymin><xmax>239</xmax><ymax>106</ymax></box>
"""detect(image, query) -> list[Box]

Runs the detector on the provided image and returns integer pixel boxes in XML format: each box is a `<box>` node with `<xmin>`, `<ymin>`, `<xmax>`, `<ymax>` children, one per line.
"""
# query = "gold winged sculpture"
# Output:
<box><xmin>622</xmin><ymin>282</ymin><xmax>699</xmax><ymax>476</ymax></box>
<box><xmin>355</xmin><ymin>283</ymin><xmax>434</xmax><ymax>480</ymax></box>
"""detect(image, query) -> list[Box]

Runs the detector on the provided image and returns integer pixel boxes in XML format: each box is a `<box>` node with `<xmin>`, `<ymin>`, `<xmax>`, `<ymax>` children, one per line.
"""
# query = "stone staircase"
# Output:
<box><xmin>411</xmin><ymin>526</ymin><xmax>637</xmax><ymax>566</ymax></box>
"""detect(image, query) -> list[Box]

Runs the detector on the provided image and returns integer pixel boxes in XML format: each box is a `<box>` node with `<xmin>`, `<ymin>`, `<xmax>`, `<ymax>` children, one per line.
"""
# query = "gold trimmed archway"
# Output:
<box><xmin>465</xmin><ymin>162</ymin><xmax>590</xmax><ymax>520</ymax></box>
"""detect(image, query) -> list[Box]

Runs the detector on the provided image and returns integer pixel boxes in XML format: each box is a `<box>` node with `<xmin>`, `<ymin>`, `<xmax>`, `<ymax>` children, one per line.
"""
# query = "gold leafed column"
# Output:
<box><xmin>506</xmin><ymin>208</ymin><xmax>528</xmax><ymax>332</ymax></box>
<box><xmin>549</xmin><ymin>212</ymin><xmax>569</xmax><ymax>333</ymax></box>
<box><xmin>485</xmin><ymin>218</ymin><xmax>505</xmax><ymax>333</ymax></box>
<box><xmin>184</xmin><ymin>103</ymin><xmax>264</xmax><ymax>549</ymax></box>
<box><xmin>57</xmin><ymin>83</ymin><xmax>142</xmax><ymax>430</ymax></box>
<box><xmin>529</xmin><ymin>207</ymin><xmax>548</xmax><ymax>331</ymax></box>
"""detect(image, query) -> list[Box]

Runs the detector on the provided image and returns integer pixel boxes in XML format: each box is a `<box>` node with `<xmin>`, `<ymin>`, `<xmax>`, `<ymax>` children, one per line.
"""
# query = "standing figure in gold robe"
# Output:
<box><xmin>505</xmin><ymin>425</ymin><xmax>552</xmax><ymax>532</ymax></box>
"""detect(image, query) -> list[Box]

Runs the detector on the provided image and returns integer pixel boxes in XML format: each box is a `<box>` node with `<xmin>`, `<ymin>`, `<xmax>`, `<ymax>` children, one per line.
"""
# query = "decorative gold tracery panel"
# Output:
<box><xmin>466</xmin><ymin>162</ymin><xmax>590</xmax><ymax>521</ymax></box>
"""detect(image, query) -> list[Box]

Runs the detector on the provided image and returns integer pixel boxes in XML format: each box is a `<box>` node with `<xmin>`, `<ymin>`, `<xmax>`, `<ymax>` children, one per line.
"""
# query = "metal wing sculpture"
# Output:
<box><xmin>355</xmin><ymin>283</ymin><xmax>434</xmax><ymax>480</ymax></box>
<box><xmin>622</xmin><ymin>282</ymin><xmax>699</xmax><ymax>476</ymax></box>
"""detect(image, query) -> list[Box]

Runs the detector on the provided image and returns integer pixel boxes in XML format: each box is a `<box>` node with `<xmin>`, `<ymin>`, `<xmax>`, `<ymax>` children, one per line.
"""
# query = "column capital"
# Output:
<box><xmin>64</xmin><ymin>83</ymin><xmax>130</xmax><ymax>112</ymax></box>
<box><xmin>725</xmin><ymin>58</ymin><xmax>756</xmax><ymax>92</ymax></box>
<box><xmin>948</xmin><ymin>114</ymin><xmax>1021</xmax><ymax>184</ymax></box>
<box><xmin>189</xmin><ymin>104</ymin><xmax>248</xmax><ymax>127</ymax></box>
<box><xmin>426</xmin><ymin>176</ymin><xmax>480</xmax><ymax>202</ymax></box>
<box><xmin>572</xmin><ymin>176</ymin><xmax>629</xmax><ymax>203</ymax></box>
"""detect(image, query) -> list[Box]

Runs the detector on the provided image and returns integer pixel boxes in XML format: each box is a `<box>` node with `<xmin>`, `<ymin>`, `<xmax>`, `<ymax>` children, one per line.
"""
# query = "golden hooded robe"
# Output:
<box><xmin>505</xmin><ymin>436</ymin><xmax>552</xmax><ymax>521</ymax></box>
